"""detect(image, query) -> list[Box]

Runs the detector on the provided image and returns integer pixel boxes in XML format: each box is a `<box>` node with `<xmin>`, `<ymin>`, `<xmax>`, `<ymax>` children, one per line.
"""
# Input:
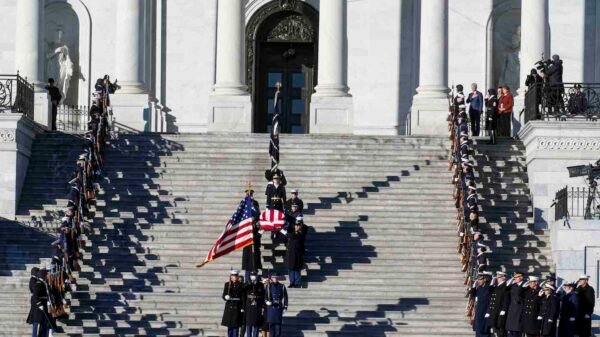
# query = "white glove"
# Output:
<box><xmin>266</xmin><ymin>301</ymin><xmax>272</xmax><ymax>306</ymax></box>
<box><xmin>280</xmin><ymin>229</ymin><xmax>288</xmax><ymax>236</ymax></box>
<box><xmin>537</xmin><ymin>316</ymin><xmax>542</xmax><ymax>320</ymax></box>
<box><xmin>569</xmin><ymin>317</ymin><xmax>575</xmax><ymax>322</ymax></box>
<box><xmin>225</xmin><ymin>295</ymin><xmax>230</xmax><ymax>300</ymax></box>
<box><xmin>258</xmin><ymin>230</ymin><xmax>265</xmax><ymax>235</ymax></box>
<box><xmin>499</xmin><ymin>311</ymin><xmax>506</xmax><ymax>316</ymax></box>
<box><xmin>585</xmin><ymin>314</ymin><xmax>591</xmax><ymax>319</ymax></box>
<box><xmin>548</xmin><ymin>319</ymin><xmax>553</xmax><ymax>322</ymax></box>
<box><xmin>241</xmin><ymin>309</ymin><xmax>244</xmax><ymax>313</ymax></box>
<box><xmin>484</xmin><ymin>313</ymin><xmax>490</xmax><ymax>318</ymax></box>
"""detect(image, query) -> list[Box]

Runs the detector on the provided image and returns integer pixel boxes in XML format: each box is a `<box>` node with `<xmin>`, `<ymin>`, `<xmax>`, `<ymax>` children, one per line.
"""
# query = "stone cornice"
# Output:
<box><xmin>0</xmin><ymin>129</ymin><xmax>16</xmax><ymax>143</ymax></box>
<box><xmin>536</xmin><ymin>137</ymin><xmax>600</xmax><ymax>151</ymax></box>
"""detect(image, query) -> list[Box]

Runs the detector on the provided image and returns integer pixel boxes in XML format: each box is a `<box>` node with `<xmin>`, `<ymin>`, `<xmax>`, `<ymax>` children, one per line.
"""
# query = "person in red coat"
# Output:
<box><xmin>497</xmin><ymin>85</ymin><xmax>514</xmax><ymax>138</ymax></box>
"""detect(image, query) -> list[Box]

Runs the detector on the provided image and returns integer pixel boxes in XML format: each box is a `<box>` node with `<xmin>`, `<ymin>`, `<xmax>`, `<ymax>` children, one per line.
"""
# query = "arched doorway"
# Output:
<box><xmin>246</xmin><ymin>1</ymin><xmax>318</xmax><ymax>134</ymax></box>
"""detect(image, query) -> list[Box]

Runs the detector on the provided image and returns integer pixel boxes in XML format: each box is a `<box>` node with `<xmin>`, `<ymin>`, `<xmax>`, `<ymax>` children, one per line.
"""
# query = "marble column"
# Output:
<box><xmin>115</xmin><ymin>0</ymin><xmax>146</xmax><ymax>94</ymax></box>
<box><xmin>518</xmin><ymin>0</ymin><xmax>548</xmax><ymax>96</ymax></box>
<box><xmin>410</xmin><ymin>0</ymin><xmax>449</xmax><ymax>135</ymax></box>
<box><xmin>514</xmin><ymin>0</ymin><xmax>548</xmax><ymax>135</ymax></box>
<box><xmin>15</xmin><ymin>0</ymin><xmax>44</xmax><ymax>85</ymax></box>
<box><xmin>310</xmin><ymin>0</ymin><xmax>353</xmax><ymax>134</ymax></box>
<box><xmin>208</xmin><ymin>0</ymin><xmax>252</xmax><ymax>132</ymax></box>
<box><xmin>15</xmin><ymin>0</ymin><xmax>51</xmax><ymax>128</ymax></box>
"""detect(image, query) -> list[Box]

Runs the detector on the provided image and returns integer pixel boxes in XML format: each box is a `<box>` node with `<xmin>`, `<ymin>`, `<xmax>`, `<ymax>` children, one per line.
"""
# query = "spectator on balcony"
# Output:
<box><xmin>567</xmin><ymin>84</ymin><xmax>587</xmax><ymax>116</ymax></box>
<box><xmin>45</xmin><ymin>78</ymin><xmax>62</xmax><ymax>131</ymax></box>
<box><xmin>575</xmin><ymin>275</ymin><xmax>595</xmax><ymax>337</ymax></box>
<box><xmin>466</xmin><ymin>83</ymin><xmax>484</xmax><ymax>137</ymax></box>
<box><xmin>497</xmin><ymin>85</ymin><xmax>513</xmax><ymax>138</ymax></box>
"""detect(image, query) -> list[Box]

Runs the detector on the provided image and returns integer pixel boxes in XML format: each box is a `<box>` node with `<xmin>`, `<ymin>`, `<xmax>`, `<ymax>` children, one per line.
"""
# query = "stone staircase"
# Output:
<box><xmin>472</xmin><ymin>138</ymin><xmax>552</xmax><ymax>275</ymax></box>
<box><xmin>0</xmin><ymin>133</ymin><xmax>552</xmax><ymax>337</ymax></box>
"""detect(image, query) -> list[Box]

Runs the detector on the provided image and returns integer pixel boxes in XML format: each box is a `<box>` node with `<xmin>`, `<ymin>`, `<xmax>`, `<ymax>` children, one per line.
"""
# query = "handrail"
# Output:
<box><xmin>0</xmin><ymin>73</ymin><xmax>35</xmax><ymax>120</ymax></box>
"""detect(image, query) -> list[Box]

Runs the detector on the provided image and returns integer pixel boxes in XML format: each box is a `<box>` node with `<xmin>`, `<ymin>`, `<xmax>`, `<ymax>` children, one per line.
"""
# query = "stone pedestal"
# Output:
<box><xmin>33</xmin><ymin>90</ymin><xmax>51</xmax><ymax>130</ymax></box>
<box><xmin>207</xmin><ymin>95</ymin><xmax>252</xmax><ymax>133</ymax></box>
<box><xmin>551</xmin><ymin>218</ymin><xmax>600</xmax><ymax>315</ymax></box>
<box><xmin>0</xmin><ymin>114</ymin><xmax>41</xmax><ymax>219</ymax></box>
<box><xmin>410</xmin><ymin>97</ymin><xmax>450</xmax><ymax>135</ymax></box>
<box><xmin>309</xmin><ymin>96</ymin><xmax>353</xmax><ymax>134</ymax></box>
<box><xmin>519</xmin><ymin>121</ymin><xmax>600</xmax><ymax>228</ymax></box>
<box><xmin>111</xmin><ymin>94</ymin><xmax>150</xmax><ymax>132</ymax></box>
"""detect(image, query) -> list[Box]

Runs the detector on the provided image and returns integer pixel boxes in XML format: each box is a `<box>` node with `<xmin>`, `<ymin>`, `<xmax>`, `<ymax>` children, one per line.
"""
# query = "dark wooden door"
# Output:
<box><xmin>255</xmin><ymin>42</ymin><xmax>314</xmax><ymax>133</ymax></box>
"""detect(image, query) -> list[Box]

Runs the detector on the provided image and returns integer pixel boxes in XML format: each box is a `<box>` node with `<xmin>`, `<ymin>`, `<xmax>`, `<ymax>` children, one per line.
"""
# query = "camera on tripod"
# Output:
<box><xmin>535</xmin><ymin>58</ymin><xmax>553</xmax><ymax>74</ymax></box>
<box><xmin>567</xmin><ymin>159</ymin><xmax>600</xmax><ymax>219</ymax></box>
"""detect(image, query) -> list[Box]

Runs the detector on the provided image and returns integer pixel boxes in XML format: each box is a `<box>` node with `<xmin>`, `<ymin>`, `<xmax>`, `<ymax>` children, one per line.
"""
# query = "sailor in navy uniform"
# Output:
<box><xmin>471</xmin><ymin>271</ymin><xmax>493</xmax><ymax>337</ymax></box>
<box><xmin>558</xmin><ymin>281</ymin><xmax>579</xmax><ymax>337</ymax></box>
<box><xmin>222</xmin><ymin>270</ymin><xmax>245</xmax><ymax>337</ymax></box>
<box><xmin>505</xmin><ymin>272</ymin><xmax>526</xmax><ymax>337</ymax></box>
<box><xmin>285</xmin><ymin>189</ymin><xmax>304</xmax><ymax>213</ymax></box>
<box><xmin>486</xmin><ymin>271</ymin><xmax>508</xmax><ymax>337</ymax></box>
<box><xmin>538</xmin><ymin>284</ymin><xmax>559</xmax><ymax>337</ymax></box>
<box><xmin>575</xmin><ymin>275</ymin><xmax>595</xmax><ymax>337</ymax></box>
<box><xmin>265</xmin><ymin>274</ymin><xmax>288</xmax><ymax>337</ymax></box>
<box><xmin>520</xmin><ymin>276</ymin><xmax>541</xmax><ymax>337</ymax></box>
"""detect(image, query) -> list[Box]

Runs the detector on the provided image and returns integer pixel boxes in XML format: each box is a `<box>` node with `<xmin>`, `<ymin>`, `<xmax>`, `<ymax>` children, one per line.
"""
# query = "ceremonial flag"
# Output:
<box><xmin>259</xmin><ymin>209</ymin><xmax>285</xmax><ymax>232</ymax></box>
<box><xmin>269</xmin><ymin>82</ymin><xmax>282</xmax><ymax>171</ymax></box>
<box><xmin>196</xmin><ymin>196</ymin><xmax>255</xmax><ymax>268</ymax></box>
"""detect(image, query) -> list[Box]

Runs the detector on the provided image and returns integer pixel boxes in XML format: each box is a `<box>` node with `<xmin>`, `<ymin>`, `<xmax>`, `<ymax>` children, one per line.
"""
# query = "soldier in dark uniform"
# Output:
<box><xmin>265</xmin><ymin>274</ymin><xmax>288</xmax><ymax>337</ymax></box>
<box><xmin>222</xmin><ymin>270</ymin><xmax>245</xmax><ymax>337</ymax></box>
<box><xmin>285</xmin><ymin>189</ymin><xmax>304</xmax><ymax>213</ymax></box>
<box><xmin>286</xmin><ymin>217</ymin><xmax>307</xmax><ymax>288</ymax></box>
<box><xmin>486</xmin><ymin>271</ymin><xmax>508</xmax><ymax>337</ymax></box>
<box><xmin>575</xmin><ymin>275</ymin><xmax>595</xmax><ymax>337</ymax></box>
<box><xmin>558</xmin><ymin>281</ymin><xmax>578</xmax><ymax>337</ymax></box>
<box><xmin>265</xmin><ymin>174</ymin><xmax>286</xmax><ymax>212</ymax></box>
<box><xmin>471</xmin><ymin>272</ymin><xmax>493</xmax><ymax>337</ymax></box>
<box><xmin>504</xmin><ymin>272</ymin><xmax>525</xmax><ymax>337</ymax></box>
<box><xmin>242</xmin><ymin>188</ymin><xmax>262</xmax><ymax>283</ymax></box>
<box><xmin>26</xmin><ymin>268</ymin><xmax>49</xmax><ymax>337</ymax></box>
<box><xmin>45</xmin><ymin>78</ymin><xmax>62</xmax><ymax>131</ymax></box>
<box><xmin>519</xmin><ymin>276</ymin><xmax>540</xmax><ymax>337</ymax></box>
<box><xmin>454</xmin><ymin>84</ymin><xmax>466</xmax><ymax>119</ymax></box>
<box><xmin>538</xmin><ymin>284</ymin><xmax>559</xmax><ymax>337</ymax></box>
<box><xmin>244</xmin><ymin>272</ymin><xmax>265</xmax><ymax>337</ymax></box>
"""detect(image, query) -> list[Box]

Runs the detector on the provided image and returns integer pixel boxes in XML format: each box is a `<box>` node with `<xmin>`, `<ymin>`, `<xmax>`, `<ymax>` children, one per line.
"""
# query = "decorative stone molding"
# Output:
<box><xmin>537</xmin><ymin>137</ymin><xmax>600</xmax><ymax>151</ymax></box>
<box><xmin>0</xmin><ymin>129</ymin><xmax>16</xmax><ymax>143</ymax></box>
<box><xmin>266</xmin><ymin>15</ymin><xmax>314</xmax><ymax>42</ymax></box>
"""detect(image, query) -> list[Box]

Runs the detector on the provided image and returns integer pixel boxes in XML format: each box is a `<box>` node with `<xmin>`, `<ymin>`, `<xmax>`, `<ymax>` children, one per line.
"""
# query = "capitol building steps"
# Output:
<box><xmin>472</xmin><ymin>138</ymin><xmax>552</xmax><ymax>276</ymax></box>
<box><xmin>2</xmin><ymin>132</ymin><xmax>535</xmax><ymax>337</ymax></box>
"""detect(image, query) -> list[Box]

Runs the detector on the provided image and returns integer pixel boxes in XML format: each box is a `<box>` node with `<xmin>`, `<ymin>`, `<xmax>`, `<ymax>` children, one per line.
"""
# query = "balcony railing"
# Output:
<box><xmin>525</xmin><ymin>82</ymin><xmax>600</xmax><ymax>123</ymax></box>
<box><xmin>0</xmin><ymin>73</ymin><xmax>35</xmax><ymax>120</ymax></box>
<box><xmin>554</xmin><ymin>185</ymin><xmax>600</xmax><ymax>220</ymax></box>
<box><xmin>57</xmin><ymin>105</ymin><xmax>89</xmax><ymax>133</ymax></box>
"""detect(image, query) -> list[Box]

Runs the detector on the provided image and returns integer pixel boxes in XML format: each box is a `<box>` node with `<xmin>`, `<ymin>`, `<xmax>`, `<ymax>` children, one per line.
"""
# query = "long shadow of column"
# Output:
<box><xmin>61</xmin><ymin>135</ymin><xmax>201</xmax><ymax>336</ymax></box>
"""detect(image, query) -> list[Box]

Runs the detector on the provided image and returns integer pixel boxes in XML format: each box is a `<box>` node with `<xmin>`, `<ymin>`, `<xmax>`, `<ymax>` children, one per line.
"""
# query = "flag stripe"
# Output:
<box><xmin>259</xmin><ymin>209</ymin><xmax>285</xmax><ymax>231</ymax></box>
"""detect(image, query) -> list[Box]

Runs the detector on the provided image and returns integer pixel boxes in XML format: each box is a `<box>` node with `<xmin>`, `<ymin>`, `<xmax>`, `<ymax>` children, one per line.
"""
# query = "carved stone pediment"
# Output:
<box><xmin>266</xmin><ymin>15</ymin><xmax>314</xmax><ymax>42</ymax></box>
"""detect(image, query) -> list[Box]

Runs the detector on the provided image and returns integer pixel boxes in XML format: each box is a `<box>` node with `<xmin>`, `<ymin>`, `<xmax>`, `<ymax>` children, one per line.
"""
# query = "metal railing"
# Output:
<box><xmin>554</xmin><ymin>185</ymin><xmax>600</xmax><ymax>220</ymax></box>
<box><xmin>56</xmin><ymin>105</ymin><xmax>89</xmax><ymax>133</ymax></box>
<box><xmin>525</xmin><ymin>82</ymin><xmax>600</xmax><ymax>123</ymax></box>
<box><xmin>0</xmin><ymin>73</ymin><xmax>35</xmax><ymax>119</ymax></box>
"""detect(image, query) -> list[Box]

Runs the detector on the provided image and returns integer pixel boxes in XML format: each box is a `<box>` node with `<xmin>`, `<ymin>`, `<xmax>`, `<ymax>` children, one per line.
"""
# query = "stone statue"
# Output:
<box><xmin>46</xmin><ymin>29</ymin><xmax>74</xmax><ymax>102</ymax></box>
<box><xmin>498</xmin><ymin>26</ymin><xmax>521</xmax><ymax>89</ymax></box>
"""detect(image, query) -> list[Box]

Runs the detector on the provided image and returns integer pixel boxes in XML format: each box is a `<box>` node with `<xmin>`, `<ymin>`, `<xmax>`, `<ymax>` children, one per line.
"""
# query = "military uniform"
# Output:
<box><xmin>486</xmin><ymin>278</ymin><xmax>508</xmax><ymax>337</ymax></box>
<box><xmin>505</xmin><ymin>279</ymin><xmax>525</xmax><ymax>336</ymax></box>
<box><xmin>558</xmin><ymin>289</ymin><xmax>578</xmax><ymax>337</ymax></box>
<box><xmin>265</xmin><ymin>280</ymin><xmax>288</xmax><ymax>337</ymax></box>
<box><xmin>519</xmin><ymin>285</ymin><xmax>540</xmax><ymax>336</ymax></box>
<box><xmin>26</xmin><ymin>269</ymin><xmax>49</xmax><ymax>337</ymax></box>
<box><xmin>286</xmin><ymin>220</ymin><xmax>307</xmax><ymax>288</ymax></box>
<box><xmin>284</xmin><ymin>196</ymin><xmax>304</xmax><ymax>213</ymax></box>
<box><xmin>265</xmin><ymin>183</ymin><xmax>286</xmax><ymax>212</ymax></box>
<box><xmin>538</xmin><ymin>292</ymin><xmax>559</xmax><ymax>337</ymax></box>
<box><xmin>242</xmin><ymin>198</ymin><xmax>262</xmax><ymax>280</ymax></box>
<box><xmin>244</xmin><ymin>278</ymin><xmax>265</xmax><ymax>337</ymax></box>
<box><xmin>221</xmin><ymin>277</ymin><xmax>245</xmax><ymax>336</ymax></box>
<box><xmin>575</xmin><ymin>280</ymin><xmax>595</xmax><ymax>337</ymax></box>
<box><xmin>471</xmin><ymin>276</ymin><xmax>492</xmax><ymax>337</ymax></box>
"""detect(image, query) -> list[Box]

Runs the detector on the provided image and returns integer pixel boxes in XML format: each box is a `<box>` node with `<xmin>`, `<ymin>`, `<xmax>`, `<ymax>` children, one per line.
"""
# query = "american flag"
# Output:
<box><xmin>259</xmin><ymin>209</ymin><xmax>285</xmax><ymax>232</ymax></box>
<box><xmin>196</xmin><ymin>196</ymin><xmax>255</xmax><ymax>268</ymax></box>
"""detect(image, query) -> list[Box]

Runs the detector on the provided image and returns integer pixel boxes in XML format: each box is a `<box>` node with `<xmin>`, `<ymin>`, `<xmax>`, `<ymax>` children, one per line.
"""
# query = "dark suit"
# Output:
<box><xmin>486</xmin><ymin>281</ymin><xmax>508</xmax><ymax>337</ymax></box>
<box><xmin>575</xmin><ymin>285</ymin><xmax>595</xmax><ymax>337</ymax></box>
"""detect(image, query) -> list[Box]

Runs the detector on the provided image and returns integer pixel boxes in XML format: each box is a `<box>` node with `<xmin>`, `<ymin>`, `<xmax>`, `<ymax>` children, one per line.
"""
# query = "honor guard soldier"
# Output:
<box><xmin>505</xmin><ymin>272</ymin><xmax>525</xmax><ymax>337</ymax></box>
<box><xmin>222</xmin><ymin>270</ymin><xmax>245</xmax><ymax>337</ymax></box>
<box><xmin>486</xmin><ymin>271</ymin><xmax>508</xmax><ymax>337</ymax></box>
<box><xmin>520</xmin><ymin>276</ymin><xmax>540</xmax><ymax>337</ymax></box>
<box><xmin>538</xmin><ymin>284</ymin><xmax>559</xmax><ymax>337</ymax></box>
<box><xmin>242</xmin><ymin>186</ymin><xmax>262</xmax><ymax>283</ymax></box>
<box><xmin>285</xmin><ymin>189</ymin><xmax>304</xmax><ymax>213</ymax></box>
<box><xmin>286</xmin><ymin>217</ymin><xmax>307</xmax><ymax>288</ymax></box>
<box><xmin>244</xmin><ymin>272</ymin><xmax>265</xmax><ymax>337</ymax></box>
<box><xmin>265</xmin><ymin>174</ymin><xmax>286</xmax><ymax>212</ymax></box>
<box><xmin>558</xmin><ymin>281</ymin><xmax>578</xmax><ymax>337</ymax></box>
<box><xmin>265</xmin><ymin>274</ymin><xmax>288</xmax><ymax>337</ymax></box>
<box><xmin>454</xmin><ymin>84</ymin><xmax>466</xmax><ymax>118</ymax></box>
<box><xmin>575</xmin><ymin>275</ymin><xmax>595</xmax><ymax>337</ymax></box>
<box><xmin>471</xmin><ymin>271</ymin><xmax>493</xmax><ymax>337</ymax></box>
<box><xmin>26</xmin><ymin>268</ymin><xmax>50</xmax><ymax>337</ymax></box>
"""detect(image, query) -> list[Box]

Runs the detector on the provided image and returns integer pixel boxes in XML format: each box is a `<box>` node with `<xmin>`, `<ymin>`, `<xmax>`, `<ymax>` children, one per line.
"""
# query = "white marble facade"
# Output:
<box><xmin>0</xmin><ymin>0</ymin><xmax>599</xmax><ymax>134</ymax></box>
